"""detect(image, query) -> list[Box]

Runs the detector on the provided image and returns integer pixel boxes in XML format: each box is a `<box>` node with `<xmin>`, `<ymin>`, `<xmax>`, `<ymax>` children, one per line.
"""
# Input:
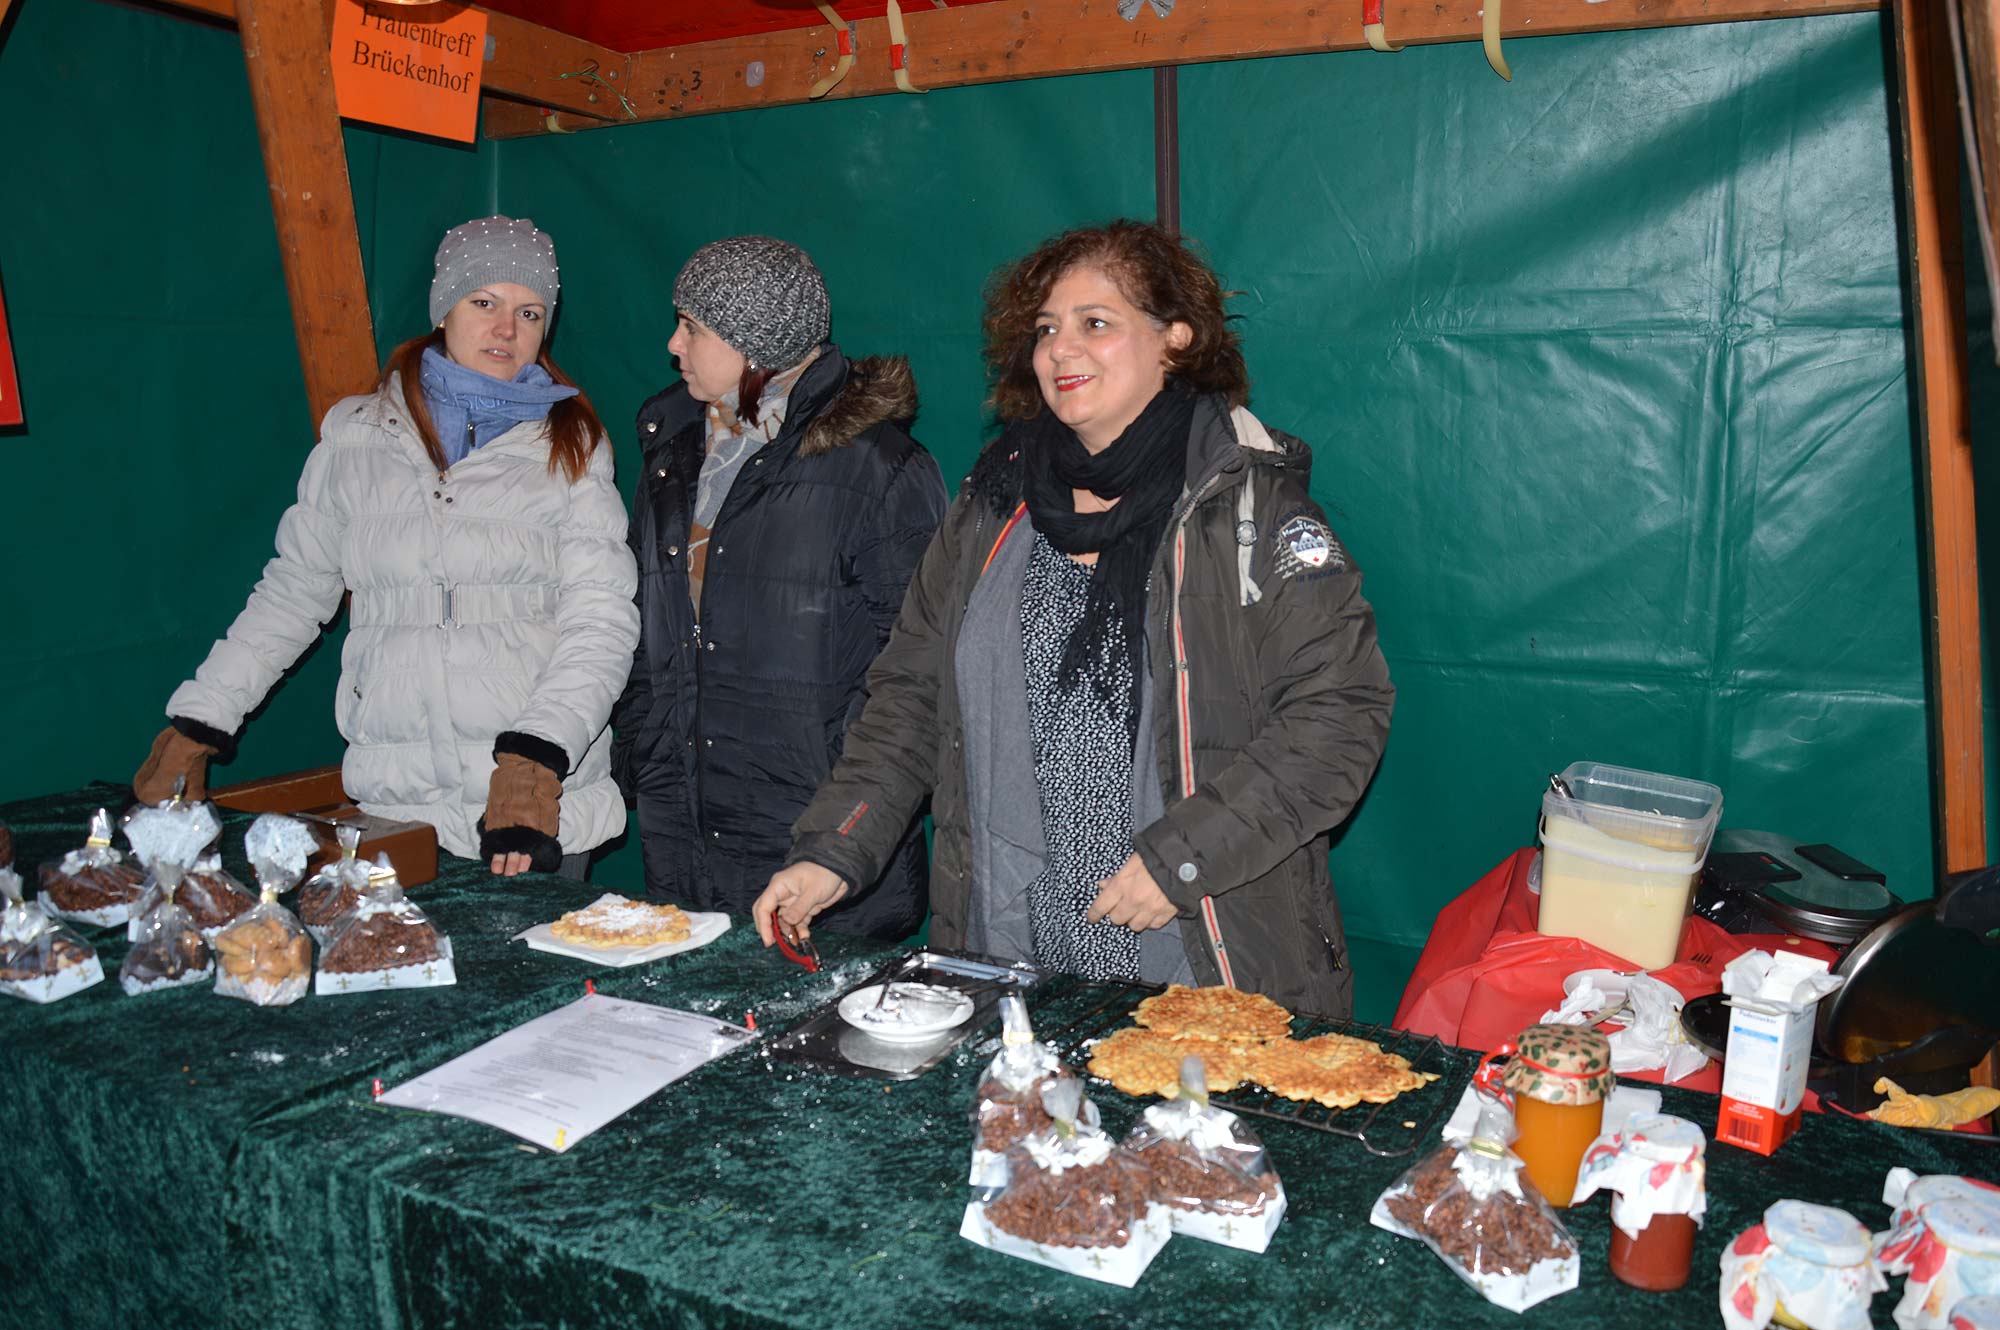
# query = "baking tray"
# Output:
<box><xmin>765</xmin><ymin>950</ymin><xmax>1043</xmax><ymax>1081</ymax></box>
<box><xmin>1034</xmin><ymin>976</ymin><xmax>1468</xmax><ymax>1157</ymax></box>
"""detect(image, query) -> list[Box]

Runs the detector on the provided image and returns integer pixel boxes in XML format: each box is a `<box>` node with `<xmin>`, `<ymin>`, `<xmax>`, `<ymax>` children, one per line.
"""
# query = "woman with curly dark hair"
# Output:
<box><xmin>753</xmin><ymin>220</ymin><xmax>1394</xmax><ymax>1016</ymax></box>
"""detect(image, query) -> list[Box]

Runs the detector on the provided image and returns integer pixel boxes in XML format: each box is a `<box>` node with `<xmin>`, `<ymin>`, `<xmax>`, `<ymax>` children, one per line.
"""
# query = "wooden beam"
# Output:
<box><xmin>482</xmin><ymin>0</ymin><xmax>1879</xmax><ymax>138</ymax></box>
<box><xmin>142</xmin><ymin>0</ymin><xmax>631</xmax><ymax>123</ymax></box>
<box><xmin>238</xmin><ymin>0</ymin><xmax>379</xmax><ymax>424</ymax></box>
<box><xmin>1892</xmin><ymin>0</ymin><xmax>1988</xmax><ymax>877</ymax></box>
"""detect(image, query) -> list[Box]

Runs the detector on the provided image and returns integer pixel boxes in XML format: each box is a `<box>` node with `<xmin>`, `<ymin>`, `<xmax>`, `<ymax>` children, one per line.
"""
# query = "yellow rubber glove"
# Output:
<box><xmin>1866</xmin><ymin>1077</ymin><xmax>2000</xmax><ymax>1129</ymax></box>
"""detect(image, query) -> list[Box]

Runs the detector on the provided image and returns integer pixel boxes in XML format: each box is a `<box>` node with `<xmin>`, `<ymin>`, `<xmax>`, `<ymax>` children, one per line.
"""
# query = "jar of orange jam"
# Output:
<box><xmin>1484</xmin><ymin>1023</ymin><xmax>1613</xmax><ymax>1208</ymax></box>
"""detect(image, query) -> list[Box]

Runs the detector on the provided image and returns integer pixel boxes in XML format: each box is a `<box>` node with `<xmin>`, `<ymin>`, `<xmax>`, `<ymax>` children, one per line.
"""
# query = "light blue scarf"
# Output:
<box><xmin>419</xmin><ymin>345</ymin><xmax>579</xmax><ymax>467</ymax></box>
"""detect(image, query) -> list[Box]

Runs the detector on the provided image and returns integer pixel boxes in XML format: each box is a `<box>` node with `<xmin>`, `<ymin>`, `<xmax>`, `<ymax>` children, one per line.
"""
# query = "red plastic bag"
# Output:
<box><xmin>1394</xmin><ymin>849</ymin><xmax>1837</xmax><ymax>1058</ymax></box>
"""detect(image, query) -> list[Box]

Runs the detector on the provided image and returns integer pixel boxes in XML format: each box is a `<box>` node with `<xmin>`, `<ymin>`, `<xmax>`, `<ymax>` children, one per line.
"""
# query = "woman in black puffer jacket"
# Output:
<box><xmin>611</xmin><ymin>236</ymin><xmax>947</xmax><ymax>937</ymax></box>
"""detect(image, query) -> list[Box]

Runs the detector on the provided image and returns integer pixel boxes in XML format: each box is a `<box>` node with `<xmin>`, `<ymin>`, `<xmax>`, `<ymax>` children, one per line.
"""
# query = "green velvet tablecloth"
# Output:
<box><xmin>2</xmin><ymin>784</ymin><xmax>1994</xmax><ymax>1330</ymax></box>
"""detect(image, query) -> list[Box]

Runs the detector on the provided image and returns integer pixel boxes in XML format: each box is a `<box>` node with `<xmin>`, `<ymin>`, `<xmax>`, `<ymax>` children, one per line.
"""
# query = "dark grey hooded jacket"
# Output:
<box><xmin>789</xmin><ymin>395</ymin><xmax>1393</xmax><ymax>1017</ymax></box>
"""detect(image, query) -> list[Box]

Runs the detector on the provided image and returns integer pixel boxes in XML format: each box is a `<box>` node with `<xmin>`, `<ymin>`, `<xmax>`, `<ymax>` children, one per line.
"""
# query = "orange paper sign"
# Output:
<box><xmin>331</xmin><ymin>1</ymin><xmax>487</xmax><ymax>144</ymax></box>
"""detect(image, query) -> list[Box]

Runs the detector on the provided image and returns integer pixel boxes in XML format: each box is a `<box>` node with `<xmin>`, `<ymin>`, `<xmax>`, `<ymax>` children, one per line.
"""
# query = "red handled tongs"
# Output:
<box><xmin>772</xmin><ymin>918</ymin><xmax>821</xmax><ymax>973</ymax></box>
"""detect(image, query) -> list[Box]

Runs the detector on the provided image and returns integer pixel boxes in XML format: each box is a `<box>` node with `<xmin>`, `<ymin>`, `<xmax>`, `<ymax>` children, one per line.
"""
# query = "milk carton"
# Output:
<box><xmin>1716</xmin><ymin>950</ymin><xmax>1843</xmax><ymax>1155</ymax></box>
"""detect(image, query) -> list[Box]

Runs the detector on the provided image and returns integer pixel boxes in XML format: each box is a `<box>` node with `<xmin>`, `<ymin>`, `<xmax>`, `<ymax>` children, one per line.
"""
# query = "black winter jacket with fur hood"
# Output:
<box><xmin>612</xmin><ymin>347</ymin><xmax>947</xmax><ymax>936</ymax></box>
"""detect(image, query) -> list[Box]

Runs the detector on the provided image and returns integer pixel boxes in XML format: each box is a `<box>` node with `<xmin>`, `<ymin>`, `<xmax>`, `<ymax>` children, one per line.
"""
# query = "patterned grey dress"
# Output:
<box><xmin>1020</xmin><ymin>533</ymin><xmax>1142</xmax><ymax>981</ymax></box>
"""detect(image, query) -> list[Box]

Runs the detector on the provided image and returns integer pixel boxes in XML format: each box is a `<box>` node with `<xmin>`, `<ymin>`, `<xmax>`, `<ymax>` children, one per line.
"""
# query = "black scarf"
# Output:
<box><xmin>1013</xmin><ymin>382</ymin><xmax>1195</xmax><ymax>721</ymax></box>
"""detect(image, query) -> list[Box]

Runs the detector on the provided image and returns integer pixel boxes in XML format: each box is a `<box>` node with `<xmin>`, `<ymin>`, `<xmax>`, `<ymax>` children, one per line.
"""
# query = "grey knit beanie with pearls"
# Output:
<box><xmin>428</xmin><ymin>216</ymin><xmax>561</xmax><ymax>326</ymax></box>
<box><xmin>672</xmin><ymin>236</ymin><xmax>830</xmax><ymax>371</ymax></box>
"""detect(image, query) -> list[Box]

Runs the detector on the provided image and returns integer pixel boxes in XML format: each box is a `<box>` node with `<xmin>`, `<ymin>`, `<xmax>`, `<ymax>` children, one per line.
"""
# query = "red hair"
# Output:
<box><xmin>379</xmin><ymin>331</ymin><xmax>606</xmax><ymax>484</ymax></box>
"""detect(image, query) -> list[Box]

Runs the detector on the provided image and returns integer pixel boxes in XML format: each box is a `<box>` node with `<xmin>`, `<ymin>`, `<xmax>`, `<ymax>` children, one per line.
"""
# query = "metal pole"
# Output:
<box><xmin>1154</xmin><ymin>65</ymin><xmax>1180</xmax><ymax>234</ymax></box>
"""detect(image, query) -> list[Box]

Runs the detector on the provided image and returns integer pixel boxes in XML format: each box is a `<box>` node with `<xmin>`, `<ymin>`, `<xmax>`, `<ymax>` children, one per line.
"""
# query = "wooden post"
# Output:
<box><xmin>237</xmin><ymin>0</ymin><xmax>379</xmax><ymax>424</ymax></box>
<box><xmin>1892</xmin><ymin>0</ymin><xmax>1988</xmax><ymax>882</ymax></box>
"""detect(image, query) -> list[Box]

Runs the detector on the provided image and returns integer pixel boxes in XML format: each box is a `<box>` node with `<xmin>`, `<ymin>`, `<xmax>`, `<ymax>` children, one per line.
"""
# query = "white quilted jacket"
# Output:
<box><xmin>168</xmin><ymin>379</ymin><xmax>640</xmax><ymax>858</ymax></box>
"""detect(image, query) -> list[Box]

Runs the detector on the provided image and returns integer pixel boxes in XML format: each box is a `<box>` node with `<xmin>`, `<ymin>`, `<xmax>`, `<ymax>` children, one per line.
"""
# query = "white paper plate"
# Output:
<box><xmin>515</xmin><ymin>907</ymin><xmax>730</xmax><ymax>967</ymax></box>
<box><xmin>838</xmin><ymin>982</ymin><xmax>975</xmax><ymax>1042</ymax></box>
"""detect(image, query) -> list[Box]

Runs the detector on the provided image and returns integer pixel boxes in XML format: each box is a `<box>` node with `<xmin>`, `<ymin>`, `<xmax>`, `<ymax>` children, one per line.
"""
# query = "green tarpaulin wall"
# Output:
<box><xmin>1</xmin><ymin>2</ymin><xmax>1989</xmax><ymax>1018</ymax></box>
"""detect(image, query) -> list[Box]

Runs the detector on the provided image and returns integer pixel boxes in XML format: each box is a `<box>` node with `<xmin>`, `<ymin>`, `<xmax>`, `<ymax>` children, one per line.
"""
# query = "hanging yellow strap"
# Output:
<box><xmin>1483</xmin><ymin>0</ymin><xmax>1511</xmax><ymax>81</ymax></box>
<box><xmin>1362</xmin><ymin>0</ymin><xmax>1400</xmax><ymax>53</ymax></box>
<box><xmin>887</xmin><ymin>0</ymin><xmax>925</xmax><ymax>94</ymax></box>
<box><xmin>808</xmin><ymin>2</ymin><xmax>856</xmax><ymax>100</ymax></box>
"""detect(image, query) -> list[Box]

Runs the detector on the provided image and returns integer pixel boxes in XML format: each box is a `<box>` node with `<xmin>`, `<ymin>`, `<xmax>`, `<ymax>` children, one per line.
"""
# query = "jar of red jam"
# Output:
<box><xmin>1572</xmin><ymin>1112</ymin><xmax>1706</xmax><ymax>1291</ymax></box>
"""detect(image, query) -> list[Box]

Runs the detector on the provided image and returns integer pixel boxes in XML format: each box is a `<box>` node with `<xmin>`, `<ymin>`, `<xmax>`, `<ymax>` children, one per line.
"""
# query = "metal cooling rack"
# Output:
<box><xmin>1032</xmin><ymin>976</ymin><xmax>1468</xmax><ymax>1158</ymax></box>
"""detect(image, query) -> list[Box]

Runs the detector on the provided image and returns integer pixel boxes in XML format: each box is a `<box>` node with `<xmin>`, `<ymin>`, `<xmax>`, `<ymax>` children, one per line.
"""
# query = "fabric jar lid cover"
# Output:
<box><xmin>1924</xmin><ymin>1196</ymin><xmax>2000</xmax><ymax>1258</ymax></box>
<box><xmin>1950</xmin><ymin>1294</ymin><xmax>2000</xmax><ymax>1329</ymax></box>
<box><xmin>1765</xmin><ymin>1200</ymin><xmax>1872</xmax><ymax>1268</ymax></box>
<box><xmin>1910</xmin><ymin>1175</ymin><xmax>2000</xmax><ymax>1213</ymax></box>
<box><xmin>1503</xmin><ymin>1023</ymin><xmax>1615</xmax><ymax>1106</ymax></box>
<box><xmin>1623</xmin><ymin>1113</ymin><xmax>1706</xmax><ymax>1165</ymax></box>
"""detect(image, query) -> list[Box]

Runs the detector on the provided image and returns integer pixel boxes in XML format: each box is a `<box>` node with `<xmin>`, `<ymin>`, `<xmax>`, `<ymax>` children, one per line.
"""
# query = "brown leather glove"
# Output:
<box><xmin>133</xmin><ymin>726</ymin><xmax>218</xmax><ymax>805</ymax></box>
<box><xmin>483</xmin><ymin>752</ymin><xmax>561</xmax><ymax>837</ymax></box>
<box><xmin>479</xmin><ymin>747</ymin><xmax>565</xmax><ymax>873</ymax></box>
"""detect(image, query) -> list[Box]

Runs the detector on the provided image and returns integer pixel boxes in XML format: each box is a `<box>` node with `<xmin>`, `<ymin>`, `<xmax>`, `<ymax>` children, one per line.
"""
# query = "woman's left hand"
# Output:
<box><xmin>1087</xmin><ymin>853</ymin><xmax>1177</xmax><ymax>931</ymax></box>
<box><xmin>491</xmin><ymin>852</ymin><xmax>533</xmax><ymax>877</ymax></box>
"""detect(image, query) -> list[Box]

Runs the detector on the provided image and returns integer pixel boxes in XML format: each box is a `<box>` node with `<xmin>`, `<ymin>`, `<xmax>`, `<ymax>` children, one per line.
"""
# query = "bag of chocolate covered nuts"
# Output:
<box><xmin>960</xmin><ymin>1078</ymin><xmax>1171</xmax><ymax>1287</ymax></box>
<box><xmin>39</xmin><ymin>808</ymin><xmax>147</xmax><ymax>927</ymax></box>
<box><xmin>1122</xmin><ymin>1053</ymin><xmax>1287</xmax><ymax>1252</ymax></box>
<box><xmin>298</xmin><ymin>824</ymin><xmax>370</xmax><ymax>943</ymax></box>
<box><xmin>0</xmin><ymin>868</ymin><xmax>105</xmax><ymax>1003</ymax></box>
<box><xmin>1369</xmin><ymin>1092</ymin><xmax>1580</xmax><ymax>1312</ymax></box>
<box><xmin>119</xmin><ymin>801</ymin><xmax>220</xmax><ymax>995</ymax></box>
<box><xmin>314</xmin><ymin>856</ymin><xmax>454</xmax><ymax>995</ymax></box>
<box><xmin>969</xmin><ymin>993</ymin><xmax>1078</xmax><ymax>1187</ymax></box>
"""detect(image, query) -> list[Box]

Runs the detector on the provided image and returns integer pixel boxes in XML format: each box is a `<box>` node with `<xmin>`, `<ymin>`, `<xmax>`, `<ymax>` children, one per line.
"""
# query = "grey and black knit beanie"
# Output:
<box><xmin>429</xmin><ymin>216</ymin><xmax>561</xmax><ymax>326</ymax></box>
<box><xmin>672</xmin><ymin>236</ymin><xmax>830</xmax><ymax>371</ymax></box>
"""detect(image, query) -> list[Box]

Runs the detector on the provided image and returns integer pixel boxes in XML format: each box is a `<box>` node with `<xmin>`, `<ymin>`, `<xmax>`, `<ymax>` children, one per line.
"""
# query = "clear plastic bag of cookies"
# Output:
<box><xmin>0</xmin><ymin>867</ymin><xmax>105</xmax><ymax>1003</ymax></box>
<box><xmin>119</xmin><ymin>800</ymin><xmax>222</xmax><ymax>995</ymax></box>
<box><xmin>38</xmin><ymin>808</ymin><xmax>147</xmax><ymax>927</ymax></box>
<box><xmin>298</xmin><ymin>824</ymin><xmax>369</xmax><ymax>942</ymax></box>
<box><xmin>959</xmin><ymin>1078</ymin><xmax>1171</xmax><ymax>1286</ymax></box>
<box><xmin>1121</xmin><ymin>1053</ymin><xmax>1286</xmax><ymax>1251</ymax></box>
<box><xmin>179</xmin><ymin>852</ymin><xmax>257</xmax><ymax>936</ymax></box>
<box><xmin>214</xmin><ymin>815</ymin><xmax>319</xmax><ymax>1007</ymax></box>
<box><xmin>1368</xmin><ymin>1092</ymin><xmax>1580</xmax><ymax>1312</ymax></box>
<box><xmin>970</xmin><ymin>994</ymin><xmax>1078</xmax><ymax>1187</ymax></box>
<box><xmin>315</xmin><ymin>857</ymin><xmax>454</xmax><ymax>994</ymax></box>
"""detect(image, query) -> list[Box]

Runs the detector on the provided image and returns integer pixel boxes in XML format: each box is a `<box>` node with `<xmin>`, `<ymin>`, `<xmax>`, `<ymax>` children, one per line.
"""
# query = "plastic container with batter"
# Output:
<box><xmin>1537</xmin><ymin>762</ymin><xmax>1723</xmax><ymax>970</ymax></box>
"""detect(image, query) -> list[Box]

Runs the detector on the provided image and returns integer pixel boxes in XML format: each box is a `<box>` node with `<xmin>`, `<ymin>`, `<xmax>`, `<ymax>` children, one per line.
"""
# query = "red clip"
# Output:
<box><xmin>371</xmin><ymin>1078</ymin><xmax>384</xmax><ymax>1098</ymax></box>
<box><xmin>746</xmin><ymin>1011</ymin><xmax>758</xmax><ymax>1031</ymax></box>
<box><xmin>890</xmin><ymin>42</ymin><xmax>907</xmax><ymax>70</ymax></box>
<box><xmin>1363</xmin><ymin>0</ymin><xmax>1385</xmax><ymax>22</ymax></box>
<box><xmin>1472</xmin><ymin>1040</ymin><xmax>1516</xmax><ymax>1103</ymax></box>
<box><xmin>836</xmin><ymin>28</ymin><xmax>852</xmax><ymax>55</ymax></box>
<box><xmin>585</xmin><ymin>979</ymin><xmax>597</xmax><ymax>996</ymax></box>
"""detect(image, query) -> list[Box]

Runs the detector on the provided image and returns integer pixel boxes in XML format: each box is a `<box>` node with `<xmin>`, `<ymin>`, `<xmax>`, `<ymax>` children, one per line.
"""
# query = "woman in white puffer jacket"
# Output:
<box><xmin>133</xmin><ymin>217</ymin><xmax>639</xmax><ymax>879</ymax></box>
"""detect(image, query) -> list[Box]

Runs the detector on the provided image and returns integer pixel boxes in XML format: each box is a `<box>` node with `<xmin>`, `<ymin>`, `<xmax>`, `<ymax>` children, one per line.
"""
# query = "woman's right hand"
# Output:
<box><xmin>752</xmin><ymin>862</ymin><xmax>849</xmax><ymax>946</ymax></box>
